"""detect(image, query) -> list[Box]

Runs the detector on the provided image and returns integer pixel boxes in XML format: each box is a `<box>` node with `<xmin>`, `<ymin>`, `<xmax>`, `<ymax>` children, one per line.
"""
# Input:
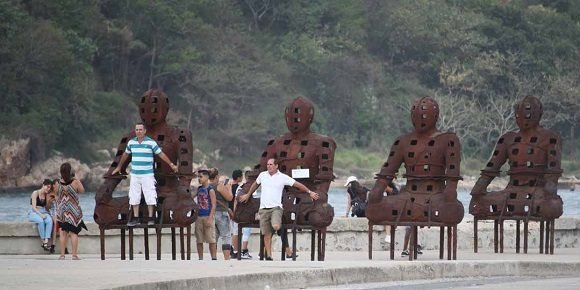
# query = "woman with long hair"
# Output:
<box><xmin>28</xmin><ymin>179</ymin><xmax>54</xmax><ymax>252</ymax></box>
<box><xmin>54</xmin><ymin>162</ymin><xmax>86</xmax><ymax>260</ymax></box>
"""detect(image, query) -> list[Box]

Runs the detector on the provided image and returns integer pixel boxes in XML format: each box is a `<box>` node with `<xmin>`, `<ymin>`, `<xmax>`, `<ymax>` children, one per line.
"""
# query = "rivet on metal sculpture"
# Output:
<box><xmin>94</xmin><ymin>89</ymin><xmax>198</xmax><ymax>260</ymax></box>
<box><xmin>367</xmin><ymin>96</ymin><xmax>464</xmax><ymax>261</ymax></box>
<box><xmin>469</xmin><ymin>95</ymin><xmax>563</xmax><ymax>254</ymax></box>
<box><xmin>234</xmin><ymin>96</ymin><xmax>336</xmax><ymax>261</ymax></box>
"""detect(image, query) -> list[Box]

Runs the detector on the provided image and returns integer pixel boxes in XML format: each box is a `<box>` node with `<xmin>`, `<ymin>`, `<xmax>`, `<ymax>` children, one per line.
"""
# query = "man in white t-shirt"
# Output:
<box><xmin>239</xmin><ymin>158</ymin><xmax>319</xmax><ymax>260</ymax></box>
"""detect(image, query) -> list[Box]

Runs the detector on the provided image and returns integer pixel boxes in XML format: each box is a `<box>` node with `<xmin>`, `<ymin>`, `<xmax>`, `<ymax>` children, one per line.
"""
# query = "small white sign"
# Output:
<box><xmin>291</xmin><ymin>168</ymin><xmax>310</xmax><ymax>179</ymax></box>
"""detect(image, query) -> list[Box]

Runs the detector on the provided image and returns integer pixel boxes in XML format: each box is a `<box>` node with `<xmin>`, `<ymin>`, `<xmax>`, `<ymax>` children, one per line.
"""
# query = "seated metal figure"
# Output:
<box><xmin>469</xmin><ymin>95</ymin><xmax>562</xmax><ymax>254</ymax></box>
<box><xmin>366</xmin><ymin>96</ymin><xmax>463</xmax><ymax>260</ymax></box>
<box><xmin>234</xmin><ymin>96</ymin><xmax>336</xmax><ymax>260</ymax></box>
<box><xmin>94</xmin><ymin>89</ymin><xmax>197</xmax><ymax>259</ymax></box>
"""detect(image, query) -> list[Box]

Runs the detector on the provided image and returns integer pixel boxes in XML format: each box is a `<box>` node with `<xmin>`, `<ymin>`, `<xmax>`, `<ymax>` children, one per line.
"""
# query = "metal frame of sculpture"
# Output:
<box><xmin>469</xmin><ymin>95</ymin><xmax>563</xmax><ymax>254</ymax></box>
<box><xmin>94</xmin><ymin>89</ymin><xmax>198</xmax><ymax>260</ymax></box>
<box><xmin>234</xmin><ymin>96</ymin><xmax>336</xmax><ymax>261</ymax></box>
<box><xmin>366</xmin><ymin>96</ymin><xmax>464</xmax><ymax>261</ymax></box>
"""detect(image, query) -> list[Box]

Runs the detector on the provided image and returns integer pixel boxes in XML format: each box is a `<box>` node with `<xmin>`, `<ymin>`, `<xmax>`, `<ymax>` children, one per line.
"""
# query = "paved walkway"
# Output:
<box><xmin>1</xmin><ymin>249</ymin><xmax>580</xmax><ymax>290</ymax></box>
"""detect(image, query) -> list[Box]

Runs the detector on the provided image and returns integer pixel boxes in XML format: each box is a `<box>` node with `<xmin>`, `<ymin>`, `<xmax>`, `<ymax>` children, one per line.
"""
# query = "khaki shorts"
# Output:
<box><xmin>259</xmin><ymin>207</ymin><xmax>283</xmax><ymax>235</ymax></box>
<box><xmin>195</xmin><ymin>216</ymin><xmax>216</xmax><ymax>243</ymax></box>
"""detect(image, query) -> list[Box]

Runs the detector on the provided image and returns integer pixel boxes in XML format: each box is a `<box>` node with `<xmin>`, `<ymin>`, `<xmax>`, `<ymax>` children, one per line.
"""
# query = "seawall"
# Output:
<box><xmin>2</xmin><ymin>217</ymin><xmax>579</xmax><ymax>255</ymax></box>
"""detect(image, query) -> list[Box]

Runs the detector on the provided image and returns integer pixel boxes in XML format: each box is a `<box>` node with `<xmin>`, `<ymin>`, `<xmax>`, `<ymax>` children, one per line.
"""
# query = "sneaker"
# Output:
<box><xmin>231</xmin><ymin>251</ymin><xmax>238</xmax><ymax>259</ymax></box>
<box><xmin>241</xmin><ymin>250</ymin><xmax>252</xmax><ymax>259</ymax></box>
<box><xmin>49</xmin><ymin>245</ymin><xmax>55</xmax><ymax>254</ymax></box>
<box><xmin>416</xmin><ymin>244</ymin><xmax>423</xmax><ymax>255</ymax></box>
<box><xmin>127</xmin><ymin>218</ymin><xmax>139</xmax><ymax>227</ymax></box>
<box><xmin>401</xmin><ymin>250</ymin><xmax>409</xmax><ymax>257</ymax></box>
<box><xmin>147</xmin><ymin>220</ymin><xmax>155</xmax><ymax>226</ymax></box>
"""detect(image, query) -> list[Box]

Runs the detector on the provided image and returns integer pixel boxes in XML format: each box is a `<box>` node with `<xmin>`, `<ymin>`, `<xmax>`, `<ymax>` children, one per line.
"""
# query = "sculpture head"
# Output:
<box><xmin>411</xmin><ymin>96</ymin><xmax>439</xmax><ymax>133</ymax></box>
<box><xmin>514</xmin><ymin>95</ymin><xmax>543</xmax><ymax>131</ymax></box>
<box><xmin>285</xmin><ymin>96</ymin><xmax>314</xmax><ymax>134</ymax></box>
<box><xmin>139</xmin><ymin>89</ymin><xmax>169</xmax><ymax>127</ymax></box>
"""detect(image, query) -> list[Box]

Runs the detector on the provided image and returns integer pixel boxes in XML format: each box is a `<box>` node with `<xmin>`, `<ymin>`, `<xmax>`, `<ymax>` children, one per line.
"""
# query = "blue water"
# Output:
<box><xmin>2</xmin><ymin>188</ymin><xmax>578</xmax><ymax>222</ymax></box>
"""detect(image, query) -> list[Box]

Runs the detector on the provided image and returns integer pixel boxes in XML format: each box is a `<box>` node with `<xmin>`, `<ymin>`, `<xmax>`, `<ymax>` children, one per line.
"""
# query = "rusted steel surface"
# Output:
<box><xmin>469</xmin><ymin>96</ymin><xmax>562</xmax><ymax>254</ymax></box>
<box><xmin>469</xmin><ymin>96</ymin><xmax>563</xmax><ymax>220</ymax></box>
<box><xmin>94</xmin><ymin>89</ymin><xmax>198</xmax><ymax>227</ymax></box>
<box><xmin>366</xmin><ymin>96</ymin><xmax>464</xmax><ymax>225</ymax></box>
<box><xmin>234</xmin><ymin>96</ymin><xmax>336</xmax><ymax>228</ymax></box>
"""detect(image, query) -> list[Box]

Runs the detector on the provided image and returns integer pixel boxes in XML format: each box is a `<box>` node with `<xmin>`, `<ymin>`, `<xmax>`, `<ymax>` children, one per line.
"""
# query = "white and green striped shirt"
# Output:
<box><xmin>125</xmin><ymin>136</ymin><xmax>162</xmax><ymax>176</ymax></box>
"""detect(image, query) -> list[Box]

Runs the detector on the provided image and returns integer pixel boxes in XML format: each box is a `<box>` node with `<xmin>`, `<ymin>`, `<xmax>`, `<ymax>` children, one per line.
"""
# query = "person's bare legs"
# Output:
<box><xmin>209</xmin><ymin>243</ymin><xmax>217</xmax><ymax>259</ymax></box>
<box><xmin>59</xmin><ymin>229</ymin><xmax>67</xmax><ymax>258</ymax></box>
<box><xmin>49</xmin><ymin>216</ymin><xmax>57</xmax><ymax>248</ymax></box>
<box><xmin>403</xmin><ymin>227</ymin><xmax>411</xmax><ymax>251</ymax></box>
<box><xmin>263</xmin><ymin>233</ymin><xmax>273</xmax><ymax>258</ymax></box>
<box><xmin>223</xmin><ymin>247</ymin><xmax>231</xmax><ymax>260</ymax></box>
<box><xmin>70</xmin><ymin>233</ymin><xmax>79</xmax><ymax>259</ymax></box>
<box><xmin>197</xmin><ymin>243</ymin><xmax>204</xmax><ymax>260</ymax></box>
<box><xmin>265</xmin><ymin>223</ymin><xmax>281</xmax><ymax>258</ymax></box>
<box><xmin>384</xmin><ymin>225</ymin><xmax>391</xmax><ymax>242</ymax></box>
<box><xmin>132</xmin><ymin>205</ymin><xmax>140</xmax><ymax>218</ymax></box>
<box><xmin>147</xmin><ymin>205</ymin><xmax>155</xmax><ymax>219</ymax></box>
<box><xmin>232</xmin><ymin>233</ymin><xmax>239</xmax><ymax>253</ymax></box>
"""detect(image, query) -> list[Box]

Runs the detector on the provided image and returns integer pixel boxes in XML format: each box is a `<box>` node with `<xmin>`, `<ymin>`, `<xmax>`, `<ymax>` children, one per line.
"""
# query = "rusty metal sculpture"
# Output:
<box><xmin>94</xmin><ymin>89</ymin><xmax>198</xmax><ymax>260</ymax></box>
<box><xmin>470</xmin><ymin>95</ymin><xmax>563</xmax><ymax>254</ymax></box>
<box><xmin>234</xmin><ymin>96</ymin><xmax>336</xmax><ymax>261</ymax></box>
<box><xmin>367</xmin><ymin>96</ymin><xmax>464</xmax><ymax>260</ymax></box>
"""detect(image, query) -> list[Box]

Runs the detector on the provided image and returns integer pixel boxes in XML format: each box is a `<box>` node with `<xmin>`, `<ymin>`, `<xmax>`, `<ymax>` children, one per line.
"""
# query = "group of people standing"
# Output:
<box><xmin>28</xmin><ymin>162</ymin><xmax>86</xmax><ymax>260</ymax></box>
<box><xmin>193</xmin><ymin>168</ymin><xmax>254</xmax><ymax>260</ymax></box>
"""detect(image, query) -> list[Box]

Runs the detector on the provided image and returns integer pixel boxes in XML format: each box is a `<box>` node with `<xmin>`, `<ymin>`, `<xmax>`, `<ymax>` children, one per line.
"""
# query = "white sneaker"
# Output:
<box><xmin>384</xmin><ymin>235</ymin><xmax>391</xmax><ymax>243</ymax></box>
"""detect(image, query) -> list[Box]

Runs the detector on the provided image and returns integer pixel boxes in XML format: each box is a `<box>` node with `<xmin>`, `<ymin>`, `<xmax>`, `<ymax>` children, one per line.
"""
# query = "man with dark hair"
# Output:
<box><xmin>239</xmin><ymin>158</ymin><xmax>319</xmax><ymax>260</ymax></box>
<box><xmin>112</xmin><ymin>123</ymin><xmax>178</xmax><ymax>226</ymax></box>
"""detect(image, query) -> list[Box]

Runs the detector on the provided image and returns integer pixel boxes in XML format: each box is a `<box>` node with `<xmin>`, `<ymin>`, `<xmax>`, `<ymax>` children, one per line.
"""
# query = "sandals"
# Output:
<box><xmin>58</xmin><ymin>255</ymin><xmax>65</xmax><ymax>260</ymax></box>
<box><xmin>72</xmin><ymin>255</ymin><xmax>81</xmax><ymax>260</ymax></box>
<box><xmin>42</xmin><ymin>243</ymin><xmax>50</xmax><ymax>251</ymax></box>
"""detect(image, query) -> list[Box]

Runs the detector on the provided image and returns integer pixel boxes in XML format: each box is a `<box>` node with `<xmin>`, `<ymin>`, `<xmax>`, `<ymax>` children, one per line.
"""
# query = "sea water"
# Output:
<box><xmin>1</xmin><ymin>188</ymin><xmax>578</xmax><ymax>222</ymax></box>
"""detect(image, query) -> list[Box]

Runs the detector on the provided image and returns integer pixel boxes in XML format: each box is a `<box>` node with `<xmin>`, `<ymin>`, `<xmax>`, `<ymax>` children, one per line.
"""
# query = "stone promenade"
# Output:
<box><xmin>1</xmin><ymin>248</ymin><xmax>580</xmax><ymax>290</ymax></box>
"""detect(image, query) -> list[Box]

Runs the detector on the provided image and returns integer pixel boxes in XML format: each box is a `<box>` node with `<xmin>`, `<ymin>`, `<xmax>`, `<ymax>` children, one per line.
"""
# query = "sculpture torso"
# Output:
<box><xmin>366</xmin><ymin>130</ymin><xmax>464</xmax><ymax>225</ymax></box>
<box><xmin>469</xmin><ymin>127</ymin><xmax>563</xmax><ymax>219</ymax></box>
<box><xmin>94</xmin><ymin>122</ymin><xmax>197</xmax><ymax>226</ymax></box>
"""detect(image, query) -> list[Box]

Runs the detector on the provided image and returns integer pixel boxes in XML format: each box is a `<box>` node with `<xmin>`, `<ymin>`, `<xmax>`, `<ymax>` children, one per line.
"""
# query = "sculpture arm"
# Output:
<box><xmin>112</xmin><ymin>153</ymin><xmax>130</xmax><ymax>175</ymax></box>
<box><xmin>157</xmin><ymin>151</ymin><xmax>178</xmax><ymax>172</ymax></box>
<box><xmin>443</xmin><ymin>133</ymin><xmax>462</xmax><ymax>201</ymax></box>
<box><xmin>544</xmin><ymin>134</ymin><xmax>563</xmax><ymax>195</ymax></box>
<box><xmin>369</xmin><ymin>138</ymin><xmax>404</xmax><ymax>203</ymax></box>
<box><xmin>239</xmin><ymin>181</ymin><xmax>259</xmax><ymax>203</ymax></box>
<box><xmin>239</xmin><ymin>138</ymin><xmax>276</xmax><ymax>197</ymax></box>
<box><xmin>175</xmin><ymin>129</ymin><xmax>194</xmax><ymax>187</ymax></box>
<box><xmin>471</xmin><ymin>132</ymin><xmax>512</xmax><ymax>196</ymax></box>
<box><xmin>311</xmin><ymin>137</ymin><xmax>336</xmax><ymax>195</ymax></box>
<box><xmin>292</xmin><ymin>181</ymin><xmax>319</xmax><ymax>200</ymax></box>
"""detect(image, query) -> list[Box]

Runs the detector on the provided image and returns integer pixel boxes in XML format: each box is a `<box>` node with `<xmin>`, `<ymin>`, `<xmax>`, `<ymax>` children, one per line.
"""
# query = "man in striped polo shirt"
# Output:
<box><xmin>112</xmin><ymin>123</ymin><xmax>178</xmax><ymax>226</ymax></box>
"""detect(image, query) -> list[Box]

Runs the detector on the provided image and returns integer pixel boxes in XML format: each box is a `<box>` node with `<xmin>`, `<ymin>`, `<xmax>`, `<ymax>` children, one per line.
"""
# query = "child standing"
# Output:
<box><xmin>194</xmin><ymin>169</ymin><xmax>217</xmax><ymax>260</ymax></box>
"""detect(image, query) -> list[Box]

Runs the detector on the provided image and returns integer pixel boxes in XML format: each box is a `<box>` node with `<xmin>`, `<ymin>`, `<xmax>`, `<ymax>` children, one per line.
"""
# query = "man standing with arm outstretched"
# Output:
<box><xmin>112</xmin><ymin>123</ymin><xmax>178</xmax><ymax>226</ymax></box>
<box><xmin>239</xmin><ymin>158</ymin><xmax>319</xmax><ymax>260</ymax></box>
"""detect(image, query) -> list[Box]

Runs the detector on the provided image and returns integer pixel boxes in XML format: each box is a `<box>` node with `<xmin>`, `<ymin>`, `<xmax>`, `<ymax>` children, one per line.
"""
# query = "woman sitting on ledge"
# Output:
<box><xmin>28</xmin><ymin>179</ymin><xmax>54</xmax><ymax>252</ymax></box>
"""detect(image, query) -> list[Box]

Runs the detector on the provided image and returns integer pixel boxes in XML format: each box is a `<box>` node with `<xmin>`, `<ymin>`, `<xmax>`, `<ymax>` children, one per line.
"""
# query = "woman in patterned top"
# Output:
<box><xmin>54</xmin><ymin>162</ymin><xmax>86</xmax><ymax>260</ymax></box>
